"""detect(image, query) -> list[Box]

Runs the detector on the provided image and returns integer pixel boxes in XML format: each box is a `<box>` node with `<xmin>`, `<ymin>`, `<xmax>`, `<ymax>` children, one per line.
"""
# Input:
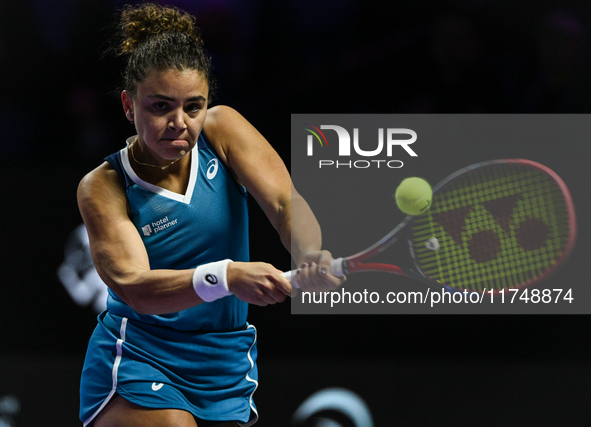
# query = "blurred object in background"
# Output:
<box><xmin>57</xmin><ymin>224</ymin><xmax>107</xmax><ymax>314</ymax></box>
<box><xmin>292</xmin><ymin>388</ymin><xmax>373</xmax><ymax>427</ymax></box>
<box><xmin>0</xmin><ymin>395</ymin><xmax>20</xmax><ymax>427</ymax></box>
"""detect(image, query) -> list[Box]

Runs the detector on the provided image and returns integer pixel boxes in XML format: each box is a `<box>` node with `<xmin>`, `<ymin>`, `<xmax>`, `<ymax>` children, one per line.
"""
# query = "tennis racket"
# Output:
<box><xmin>285</xmin><ymin>159</ymin><xmax>576</xmax><ymax>293</ymax></box>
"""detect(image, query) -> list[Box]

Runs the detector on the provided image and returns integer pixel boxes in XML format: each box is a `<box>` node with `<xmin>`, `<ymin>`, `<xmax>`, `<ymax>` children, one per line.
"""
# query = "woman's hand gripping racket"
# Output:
<box><xmin>284</xmin><ymin>159</ymin><xmax>577</xmax><ymax>293</ymax></box>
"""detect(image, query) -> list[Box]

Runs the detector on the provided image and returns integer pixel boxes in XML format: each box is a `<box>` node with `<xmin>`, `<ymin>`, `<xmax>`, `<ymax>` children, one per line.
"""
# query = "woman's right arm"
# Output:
<box><xmin>77</xmin><ymin>162</ymin><xmax>203</xmax><ymax>315</ymax></box>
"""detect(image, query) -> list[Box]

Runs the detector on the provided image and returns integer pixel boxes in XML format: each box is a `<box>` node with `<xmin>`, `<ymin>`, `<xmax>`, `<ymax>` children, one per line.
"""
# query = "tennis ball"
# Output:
<box><xmin>395</xmin><ymin>177</ymin><xmax>433</xmax><ymax>215</ymax></box>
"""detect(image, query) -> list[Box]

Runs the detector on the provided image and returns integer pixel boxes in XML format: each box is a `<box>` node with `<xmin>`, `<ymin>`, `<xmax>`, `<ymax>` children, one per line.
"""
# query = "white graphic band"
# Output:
<box><xmin>192</xmin><ymin>259</ymin><xmax>233</xmax><ymax>302</ymax></box>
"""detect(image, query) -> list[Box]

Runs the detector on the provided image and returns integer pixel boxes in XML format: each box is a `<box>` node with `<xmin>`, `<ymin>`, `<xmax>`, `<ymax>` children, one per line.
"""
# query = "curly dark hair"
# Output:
<box><xmin>113</xmin><ymin>2</ymin><xmax>216</xmax><ymax>101</ymax></box>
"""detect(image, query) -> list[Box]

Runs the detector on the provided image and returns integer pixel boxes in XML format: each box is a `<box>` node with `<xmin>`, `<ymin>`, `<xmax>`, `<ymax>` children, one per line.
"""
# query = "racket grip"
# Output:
<box><xmin>281</xmin><ymin>258</ymin><xmax>345</xmax><ymax>288</ymax></box>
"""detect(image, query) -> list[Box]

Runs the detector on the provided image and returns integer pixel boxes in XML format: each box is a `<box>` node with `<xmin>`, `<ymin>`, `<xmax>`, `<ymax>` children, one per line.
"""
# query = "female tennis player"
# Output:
<box><xmin>77</xmin><ymin>3</ymin><xmax>342</xmax><ymax>426</ymax></box>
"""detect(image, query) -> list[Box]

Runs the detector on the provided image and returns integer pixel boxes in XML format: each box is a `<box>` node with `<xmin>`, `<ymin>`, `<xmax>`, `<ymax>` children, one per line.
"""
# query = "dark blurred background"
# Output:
<box><xmin>1</xmin><ymin>0</ymin><xmax>591</xmax><ymax>425</ymax></box>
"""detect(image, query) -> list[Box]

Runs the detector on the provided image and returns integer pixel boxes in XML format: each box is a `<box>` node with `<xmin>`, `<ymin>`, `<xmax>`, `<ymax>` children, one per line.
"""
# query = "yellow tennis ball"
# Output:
<box><xmin>395</xmin><ymin>177</ymin><xmax>433</xmax><ymax>215</ymax></box>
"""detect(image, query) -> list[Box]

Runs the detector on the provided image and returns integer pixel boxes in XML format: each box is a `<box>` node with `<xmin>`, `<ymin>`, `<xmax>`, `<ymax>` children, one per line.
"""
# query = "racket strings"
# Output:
<box><xmin>411</xmin><ymin>163</ymin><xmax>573</xmax><ymax>292</ymax></box>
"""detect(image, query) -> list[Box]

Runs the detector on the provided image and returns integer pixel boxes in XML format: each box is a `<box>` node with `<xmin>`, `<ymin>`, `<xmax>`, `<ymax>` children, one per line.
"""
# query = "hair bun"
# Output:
<box><xmin>119</xmin><ymin>2</ymin><xmax>203</xmax><ymax>54</ymax></box>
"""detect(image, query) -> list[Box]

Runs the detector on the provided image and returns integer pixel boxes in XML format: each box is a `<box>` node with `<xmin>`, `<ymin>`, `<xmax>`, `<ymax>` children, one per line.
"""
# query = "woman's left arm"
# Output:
<box><xmin>204</xmin><ymin>105</ymin><xmax>343</xmax><ymax>292</ymax></box>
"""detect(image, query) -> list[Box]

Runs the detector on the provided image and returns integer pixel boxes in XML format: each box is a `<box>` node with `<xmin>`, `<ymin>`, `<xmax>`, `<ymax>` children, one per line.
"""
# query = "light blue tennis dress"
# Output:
<box><xmin>79</xmin><ymin>132</ymin><xmax>258</xmax><ymax>426</ymax></box>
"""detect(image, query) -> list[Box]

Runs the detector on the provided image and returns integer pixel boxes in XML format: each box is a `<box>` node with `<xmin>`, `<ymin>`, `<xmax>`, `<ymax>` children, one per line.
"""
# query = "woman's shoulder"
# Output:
<box><xmin>79</xmin><ymin>161</ymin><xmax>119</xmax><ymax>187</ymax></box>
<box><xmin>78</xmin><ymin>161</ymin><xmax>126</xmax><ymax>207</ymax></box>
<box><xmin>203</xmin><ymin>105</ymin><xmax>250</xmax><ymax>161</ymax></box>
<box><xmin>204</xmin><ymin>105</ymin><xmax>242</xmax><ymax>130</ymax></box>
<box><xmin>204</xmin><ymin>104</ymin><xmax>260</xmax><ymax>142</ymax></box>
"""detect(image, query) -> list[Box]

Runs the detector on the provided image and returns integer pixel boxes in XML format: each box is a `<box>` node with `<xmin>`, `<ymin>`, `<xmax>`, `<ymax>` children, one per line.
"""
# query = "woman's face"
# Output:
<box><xmin>122</xmin><ymin>68</ymin><xmax>209</xmax><ymax>166</ymax></box>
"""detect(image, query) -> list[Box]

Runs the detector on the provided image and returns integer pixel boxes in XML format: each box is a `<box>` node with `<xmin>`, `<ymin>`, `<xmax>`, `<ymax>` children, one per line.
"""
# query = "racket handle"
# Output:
<box><xmin>281</xmin><ymin>258</ymin><xmax>345</xmax><ymax>288</ymax></box>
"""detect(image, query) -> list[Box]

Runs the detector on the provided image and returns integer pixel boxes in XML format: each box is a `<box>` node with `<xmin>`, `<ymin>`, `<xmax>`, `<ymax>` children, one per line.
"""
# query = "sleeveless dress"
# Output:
<box><xmin>79</xmin><ymin>132</ymin><xmax>258</xmax><ymax>426</ymax></box>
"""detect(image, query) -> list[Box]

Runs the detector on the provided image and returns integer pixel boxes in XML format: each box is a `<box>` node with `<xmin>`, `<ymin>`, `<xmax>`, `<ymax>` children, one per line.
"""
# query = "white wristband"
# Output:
<box><xmin>192</xmin><ymin>259</ymin><xmax>233</xmax><ymax>302</ymax></box>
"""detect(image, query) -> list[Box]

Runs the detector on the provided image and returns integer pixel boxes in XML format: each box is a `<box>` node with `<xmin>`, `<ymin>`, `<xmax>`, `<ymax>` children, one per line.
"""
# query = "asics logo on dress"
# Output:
<box><xmin>207</xmin><ymin>159</ymin><xmax>218</xmax><ymax>180</ymax></box>
<box><xmin>152</xmin><ymin>382</ymin><xmax>164</xmax><ymax>391</ymax></box>
<box><xmin>142</xmin><ymin>216</ymin><xmax>179</xmax><ymax>236</ymax></box>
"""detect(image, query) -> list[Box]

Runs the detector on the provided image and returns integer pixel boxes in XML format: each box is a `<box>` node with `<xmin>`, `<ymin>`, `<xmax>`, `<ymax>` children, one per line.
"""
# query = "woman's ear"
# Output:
<box><xmin>121</xmin><ymin>90</ymin><xmax>134</xmax><ymax>121</ymax></box>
